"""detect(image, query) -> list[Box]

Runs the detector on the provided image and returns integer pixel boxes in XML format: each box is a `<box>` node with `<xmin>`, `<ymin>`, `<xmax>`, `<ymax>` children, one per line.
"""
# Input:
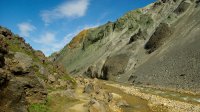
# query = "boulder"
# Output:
<box><xmin>144</xmin><ymin>23</ymin><xmax>172</xmax><ymax>54</ymax></box>
<box><xmin>9</xmin><ymin>52</ymin><xmax>33</xmax><ymax>74</ymax></box>
<box><xmin>48</xmin><ymin>74</ymin><xmax>56</xmax><ymax>83</ymax></box>
<box><xmin>83</xmin><ymin>83</ymin><xmax>94</xmax><ymax>93</ymax></box>
<box><xmin>116</xmin><ymin>100</ymin><xmax>129</xmax><ymax>107</ymax></box>
<box><xmin>0</xmin><ymin>74</ymin><xmax>47</xmax><ymax>112</ymax></box>
<box><xmin>109</xmin><ymin>93</ymin><xmax>122</xmax><ymax>101</ymax></box>
<box><xmin>88</xmin><ymin>99</ymin><xmax>107</xmax><ymax>112</ymax></box>
<box><xmin>101</xmin><ymin>54</ymin><xmax>130</xmax><ymax>80</ymax></box>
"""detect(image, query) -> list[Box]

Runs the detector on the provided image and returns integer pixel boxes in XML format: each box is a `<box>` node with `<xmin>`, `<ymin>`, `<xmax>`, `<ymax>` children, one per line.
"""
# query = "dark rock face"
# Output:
<box><xmin>0</xmin><ymin>38</ymin><xmax>8</xmax><ymax>68</ymax></box>
<box><xmin>0</xmin><ymin>52</ymin><xmax>5</xmax><ymax>68</ymax></box>
<box><xmin>144</xmin><ymin>23</ymin><xmax>172</xmax><ymax>54</ymax></box>
<box><xmin>174</xmin><ymin>1</ymin><xmax>190</xmax><ymax>15</ymax></box>
<box><xmin>128</xmin><ymin>75</ymin><xmax>137</xmax><ymax>83</ymax></box>
<box><xmin>128</xmin><ymin>29</ymin><xmax>144</xmax><ymax>44</ymax></box>
<box><xmin>85</xmin><ymin>66</ymin><xmax>98</xmax><ymax>78</ymax></box>
<box><xmin>101</xmin><ymin>54</ymin><xmax>130</xmax><ymax>80</ymax></box>
<box><xmin>0</xmin><ymin>46</ymin><xmax>8</xmax><ymax>88</ymax></box>
<box><xmin>0</xmin><ymin>75</ymin><xmax>47</xmax><ymax>112</ymax></box>
<box><xmin>196</xmin><ymin>0</ymin><xmax>200</xmax><ymax>7</ymax></box>
<box><xmin>0</xmin><ymin>51</ymin><xmax>47</xmax><ymax>112</ymax></box>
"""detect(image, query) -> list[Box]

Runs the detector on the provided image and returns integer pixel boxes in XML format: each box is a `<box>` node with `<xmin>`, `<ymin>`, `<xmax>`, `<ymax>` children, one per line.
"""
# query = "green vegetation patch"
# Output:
<box><xmin>62</xmin><ymin>75</ymin><xmax>77</xmax><ymax>87</ymax></box>
<box><xmin>28</xmin><ymin>103</ymin><xmax>50</xmax><ymax>112</ymax></box>
<box><xmin>28</xmin><ymin>96</ymin><xmax>52</xmax><ymax>112</ymax></box>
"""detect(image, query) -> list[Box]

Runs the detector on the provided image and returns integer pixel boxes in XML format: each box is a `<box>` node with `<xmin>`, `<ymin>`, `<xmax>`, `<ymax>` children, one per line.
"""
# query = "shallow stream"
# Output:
<box><xmin>139</xmin><ymin>87</ymin><xmax>200</xmax><ymax>105</ymax></box>
<box><xmin>103</xmin><ymin>81</ymin><xmax>200</xmax><ymax>112</ymax></box>
<box><xmin>101</xmin><ymin>83</ymin><xmax>152</xmax><ymax>112</ymax></box>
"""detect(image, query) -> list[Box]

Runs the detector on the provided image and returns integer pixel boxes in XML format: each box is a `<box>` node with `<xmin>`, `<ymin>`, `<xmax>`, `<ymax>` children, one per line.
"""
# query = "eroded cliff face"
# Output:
<box><xmin>0</xmin><ymin>27</ymin><xmax>75</xmax><ymax>112</ymax></box>
<box><xmin>55</xmin><ymin>0</ymin><xmax>200</xmax><ymax>93</ymax></box>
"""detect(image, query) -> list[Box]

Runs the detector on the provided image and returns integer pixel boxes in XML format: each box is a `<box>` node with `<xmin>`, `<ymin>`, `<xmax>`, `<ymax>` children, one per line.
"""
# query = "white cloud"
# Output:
<box><xmin>33</xmin><ymin>32</ymin><xmax>69</xmax><ymax>56</ymax></box>
<box><xmin>41</xmin><ymin>0</ymin><xmax>90</xmax><ymax>24</ymax></box>
<box><xmin>33</xmin><ymin>23</ymin><xmax>99</xmax><ymax>56</ymax></box>
<box><xmin>34</xmin><ymin>32</ymin><xmax>56</xmax><ymax>45</ymax></box>
<box><xmin>17</xmin><ymin>22</ymin><xmax>36</xmax><ymax>37</ymax></box>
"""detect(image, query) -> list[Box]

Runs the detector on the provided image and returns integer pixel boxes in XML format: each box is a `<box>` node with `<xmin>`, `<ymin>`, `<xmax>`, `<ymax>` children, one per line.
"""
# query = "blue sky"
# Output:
<box><xmin>0</xmin><ymin>0</ymin><xmax>156</xmax><ymax>56</ymax></box>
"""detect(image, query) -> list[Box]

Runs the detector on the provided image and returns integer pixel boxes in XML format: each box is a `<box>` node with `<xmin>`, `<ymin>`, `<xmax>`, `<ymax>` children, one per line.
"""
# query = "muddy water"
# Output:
<box><xmin>107</xmin><ymin>81</ymin><xmax>200</xmax><ymax>105</ymax></box>
<box><xmin>100</xmin><ymin>83</ymin><xmax>152</xmax><ymax>112</ymax></box>
<box><xmin>139</xmin><ymin>87</ymin><xmax>200</xmax><ymax>105</ymax></box>
<box><xmin>62</xmin><ymin>80</ymin><xmax>200</xmax><ymax>112</ymax></box>
<box><xmin>67</xmin><ymin>81</ymin><xmax>154</xmax><ymax>112</ymax></box>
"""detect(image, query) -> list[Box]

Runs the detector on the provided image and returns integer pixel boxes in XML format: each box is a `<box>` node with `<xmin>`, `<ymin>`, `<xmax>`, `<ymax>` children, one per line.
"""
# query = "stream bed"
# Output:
<box><xmin>102</xmin><ymin>80</ymin><xmax>200</xmax><ymax>112</ymax></box>
<box><xmin>139</xmin><ymin>87</ymin><xmax>200</xmax><ymax>105</ymax></box>
<box><xmin>101</xmin><ymin>83</ymin><xmax>152</xmax><ymax>112</ymax></box>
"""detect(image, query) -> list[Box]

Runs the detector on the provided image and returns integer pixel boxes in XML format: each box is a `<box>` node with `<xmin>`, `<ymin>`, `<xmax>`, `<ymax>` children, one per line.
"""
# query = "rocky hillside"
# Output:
<box><xmin>54</xmin><ymin>0</ymin><xmax>200</xmax><ymax>94</ymax></box>
<box><xmin>0</xmin><ymin>26</ymin><xmax>75</xmax><ymax>112</ymax></box>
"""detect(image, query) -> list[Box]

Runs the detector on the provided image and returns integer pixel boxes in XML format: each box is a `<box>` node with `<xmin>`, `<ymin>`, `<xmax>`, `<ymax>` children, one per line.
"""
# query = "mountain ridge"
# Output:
<box><xmin>54</xmin><ymin>0</ymin><xmax>200</xmax><ymax>94</ymax></box>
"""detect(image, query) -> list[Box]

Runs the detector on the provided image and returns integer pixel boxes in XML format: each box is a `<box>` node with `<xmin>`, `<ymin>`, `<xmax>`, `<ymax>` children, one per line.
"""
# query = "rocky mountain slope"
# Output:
<box><xmin>0</xmin><ymin>27</ymin><xmax>75</xmax><ymax>112</ymax></box>
<box><xmin>54</xmin><ymin>0</ymin><xmax>200</xmax><ymax>94</ymax></box>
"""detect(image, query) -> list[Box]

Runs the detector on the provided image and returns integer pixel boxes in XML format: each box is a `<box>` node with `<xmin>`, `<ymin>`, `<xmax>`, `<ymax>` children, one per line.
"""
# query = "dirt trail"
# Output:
<box><xmin>48</xmin><ymin>83</ymin><xmax>90</xmax><ymax>112</ymax></box>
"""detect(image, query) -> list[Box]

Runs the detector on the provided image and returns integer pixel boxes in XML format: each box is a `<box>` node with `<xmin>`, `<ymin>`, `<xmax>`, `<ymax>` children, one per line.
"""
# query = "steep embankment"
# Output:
<box><xmin>54</xmin><ymin>0</ymin><xmax>200</xmax><ymax>93</ymax></box>
<box><xmin>0</xmin><ymin>26</ymin><xmax>75</xmax><ymax>112</ymax></box>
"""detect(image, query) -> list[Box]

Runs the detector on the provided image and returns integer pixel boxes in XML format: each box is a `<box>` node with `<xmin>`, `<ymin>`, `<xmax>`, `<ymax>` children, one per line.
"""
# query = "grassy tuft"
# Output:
<box><xmin>28</xmin><ymin>103</ymin><xmax>50</xmax><ymax>112</ymax></box>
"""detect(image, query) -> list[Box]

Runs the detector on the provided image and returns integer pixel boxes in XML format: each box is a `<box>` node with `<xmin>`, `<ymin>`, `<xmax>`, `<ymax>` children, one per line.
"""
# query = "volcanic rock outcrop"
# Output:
<box><xmin>0</xmin><ymin>27</ymin><xmax>74</xmax><ymax>112</ymax></box>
